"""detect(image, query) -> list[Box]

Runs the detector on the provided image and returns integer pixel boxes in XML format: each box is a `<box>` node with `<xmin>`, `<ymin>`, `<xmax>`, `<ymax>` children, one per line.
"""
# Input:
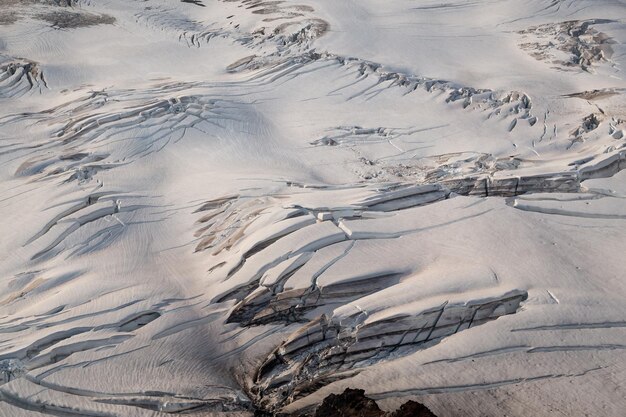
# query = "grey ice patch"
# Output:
<box><xmin>0</xmin><ymin>358</ymin><xmax>25</xmax><ymax>385</ymax></box>
<box><xmin>36</xmin><ymin>10</ymin><xmax>116</xmax><ymax>29</ymax></box>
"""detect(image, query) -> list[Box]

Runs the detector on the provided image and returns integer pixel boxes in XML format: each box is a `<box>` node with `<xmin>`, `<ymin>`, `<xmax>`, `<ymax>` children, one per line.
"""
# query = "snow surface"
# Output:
<box><xmin>0</xmin><ymin>0</ymin><xmax>625</xmax><ymax>416</ymax></box>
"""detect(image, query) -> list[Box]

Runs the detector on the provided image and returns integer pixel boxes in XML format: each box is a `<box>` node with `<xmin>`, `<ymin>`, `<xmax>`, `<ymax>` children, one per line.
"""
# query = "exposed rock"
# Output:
<box><xmin>311</xmin><ymin>388</ymin><xmax>437</xmax><ymax>417</ymax></box>
<box><xmin>389</xmin><ymin>401</ymin><xmax>437</xmax><ymax>417</ymax></box>
<box><xmin>314</xmin><ymin>389</ymin><xmax>382</xmax><ymax>417</ymax></box>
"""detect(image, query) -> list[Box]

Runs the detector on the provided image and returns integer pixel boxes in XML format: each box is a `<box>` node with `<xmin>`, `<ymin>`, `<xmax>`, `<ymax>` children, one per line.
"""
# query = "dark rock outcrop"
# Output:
<box><xmin>389</xmin><ymin>400</ymin><xmax>438</xmax><ymax>417</ymax></box>
<box><xmin>313</xmin><ymin>389</ymin><xmax>437</xmax><ymax>417</ymax></box>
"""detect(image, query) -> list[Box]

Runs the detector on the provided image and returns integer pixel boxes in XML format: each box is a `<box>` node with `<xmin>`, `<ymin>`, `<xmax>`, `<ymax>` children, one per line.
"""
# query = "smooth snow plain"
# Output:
<box><xmin>0</xmin><ymin>0</ymin><xmax>625</xmax><ymax>416</ymax></box>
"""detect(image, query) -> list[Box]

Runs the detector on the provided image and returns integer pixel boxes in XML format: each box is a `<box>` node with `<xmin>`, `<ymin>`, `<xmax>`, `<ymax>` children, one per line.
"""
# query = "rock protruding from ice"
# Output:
<box><xmin>313</xmin><ymin>388</ymin><xmax>437</xmax><ymax>417</ymax></box>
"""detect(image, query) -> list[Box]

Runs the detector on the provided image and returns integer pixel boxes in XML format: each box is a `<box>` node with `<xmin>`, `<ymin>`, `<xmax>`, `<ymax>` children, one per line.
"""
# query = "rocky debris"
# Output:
<box><xmin>313</xmin><ymin>389</ymin><xmax>382</xmax><ymax>417</ymax></box>
<box><xmin>305</xmin><ymin>388</ymin><xmax>438</xmax><ymax>417</ymax></box>
<box><xmin>388</xmin><ymin>400</ymin><xmax>437</xmax><ymax>417</ymax></box>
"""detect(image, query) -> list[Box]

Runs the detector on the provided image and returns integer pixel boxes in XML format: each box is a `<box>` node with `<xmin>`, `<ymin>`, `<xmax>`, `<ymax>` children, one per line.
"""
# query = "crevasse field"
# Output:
<box><xmin>0</xmin><ymin>1</ymin><xmax>625</xmax><ymax>416</ymax></box>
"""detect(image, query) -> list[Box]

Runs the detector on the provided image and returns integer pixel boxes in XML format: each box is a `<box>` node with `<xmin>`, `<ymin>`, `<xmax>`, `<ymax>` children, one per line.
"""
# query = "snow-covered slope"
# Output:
<box><xmin>0</xmin><ymin>1</ymin><xmax>625</xmax><ymax>416</ymax></box>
